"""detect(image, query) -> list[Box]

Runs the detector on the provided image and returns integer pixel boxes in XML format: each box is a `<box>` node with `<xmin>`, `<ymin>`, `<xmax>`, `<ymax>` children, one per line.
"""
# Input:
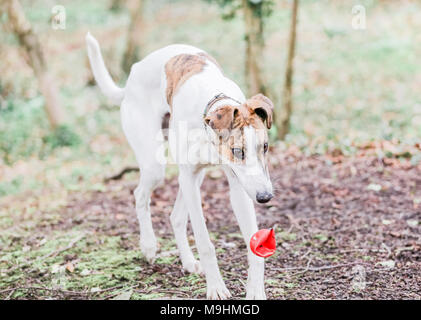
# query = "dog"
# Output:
<box><xmin>86</xmin><ymin>33</ymin><xmax>274</xmax><ymax>300</ymax></box>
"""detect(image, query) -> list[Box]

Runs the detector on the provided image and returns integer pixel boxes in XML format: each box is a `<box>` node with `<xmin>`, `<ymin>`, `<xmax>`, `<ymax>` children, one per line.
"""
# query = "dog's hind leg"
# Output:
<box><xmin>133</xmin><ymin>163</ymin><xmax>165</xmax><ymax>263</ymax></box>
<box><xmin>121</xmin><ymin>96</ymin><xmax>166</xmax><ymax>263</ymax></box>
<box><xmin>170</xmin><ymin>171</ymin><xmax>205</xmax><ymax>274</ymax></box>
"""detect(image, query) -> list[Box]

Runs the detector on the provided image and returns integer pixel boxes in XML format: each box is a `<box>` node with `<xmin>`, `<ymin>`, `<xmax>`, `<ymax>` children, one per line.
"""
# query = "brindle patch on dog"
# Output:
<box><xmin>197</xmin><ymin>52</ymin><xmax>222</xmax><ymax>72</ymax></box>
<box><xmin>165</xmin><ymin>52</ymin><xmax>223</xmax><ymax>109</ymax></box>
<box><xmin>165</xmin><ymin>54</ymin><xmax>206</xmax><ymax>108</ymax></box>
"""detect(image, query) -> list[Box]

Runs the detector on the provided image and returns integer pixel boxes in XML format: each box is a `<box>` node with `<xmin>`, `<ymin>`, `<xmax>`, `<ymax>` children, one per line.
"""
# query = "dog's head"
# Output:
<box><xmin>205</xmin><ymin>94</ymin><xmax>274</xmax><ymax>203</ymax></box>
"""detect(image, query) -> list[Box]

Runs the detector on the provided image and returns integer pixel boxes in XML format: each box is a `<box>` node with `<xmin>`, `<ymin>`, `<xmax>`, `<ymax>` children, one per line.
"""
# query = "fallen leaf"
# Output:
<box><xmin>334</xmin><ymin>189</ymin><xmax>349</xmax><ymax>197</ymax></box>
<box><xmin>413</xmin><ymin>198</ymin><xmax>421</xmax><ymax>205</ymax></box>
<box><xmin>220</xmin><ymin>241</ymin><xmax>236</xmax><ymax>248</ymax></box>
<box><xmin>367</xmin><ymin>183</ymin><xmax>382</xmax><ymax>192</ymax></box>
<box><xmin>65</xmin><ymin>262</ymin><xmax>75</xmax><ymax>273</ymax></box>
<box><xmin>377</xmin><ymin>260</ymin><xmax>395</xmax><ymax>269</ymax></box>
<box><xmin>51</xmin><ymin>264</ymin><xmax>65</xmax><ymax>274</ymax></box>
<box><xmin>407</xmin><ymin>220</ymin><xmax>418</xmax><ymax>227</ymax></box>
<box><xmin>80</xmin><ymin>269</ymin><xmax>91</xmax><ymax>276</ymax></box>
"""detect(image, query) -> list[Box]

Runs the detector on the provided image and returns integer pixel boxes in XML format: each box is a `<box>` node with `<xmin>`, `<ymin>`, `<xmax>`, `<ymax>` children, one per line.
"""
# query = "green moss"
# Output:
<box><xmin>279</xmin><ymin>231</ymin><xmax>297</xmax><ymax>242</ymax></box>
<box><xmin>182</xmin><ymin>273</ymin><xmax>203</xmax><ymax>286</ymax></box>
<box><xmin>155</xmin><ymin>256</ymin><xmax>177</xmax><ymax>265</ymax></box>
<box><xmin>133</xmin><ymin>292</ymin><xmax>166</xmax><ymax>300</ymax></box>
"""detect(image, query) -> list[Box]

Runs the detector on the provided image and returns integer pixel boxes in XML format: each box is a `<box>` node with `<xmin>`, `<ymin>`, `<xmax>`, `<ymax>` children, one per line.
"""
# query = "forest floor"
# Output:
<box><xmin>1</xmin><ymin>151</ymin><xmax>420</xmax><ymax>300</ymax></box>
<box><xmin>1</xmin><ymin>0</ymin><xmax>421</xmax><ymax>301</ymax></box>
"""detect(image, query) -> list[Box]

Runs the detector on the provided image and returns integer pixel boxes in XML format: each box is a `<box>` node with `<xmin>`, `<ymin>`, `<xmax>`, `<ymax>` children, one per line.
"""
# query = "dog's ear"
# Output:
<box><xmin>204</xmin><ymin>105</ymin><xmax>238</xmax><ymax>140</ymax></box>
<box><xmin>245</xmin><ymin>94</ymin><xmax>274</xmax><ymax>129</ymax></box>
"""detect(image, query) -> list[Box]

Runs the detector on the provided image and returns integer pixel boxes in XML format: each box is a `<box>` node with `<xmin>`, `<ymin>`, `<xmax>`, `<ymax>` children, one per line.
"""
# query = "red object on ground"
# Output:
<box><xmin>250</xmin><ymin>229</ymin><xmax>276</xmax><ymax>258</ymax></box>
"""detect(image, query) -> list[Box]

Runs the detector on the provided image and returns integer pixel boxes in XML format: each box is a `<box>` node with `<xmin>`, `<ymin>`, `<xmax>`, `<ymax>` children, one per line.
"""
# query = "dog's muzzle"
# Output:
<box><xmin>256</xmin><ymin>191</ymin><xmax>273</xmax><ymax>203</ymax></box>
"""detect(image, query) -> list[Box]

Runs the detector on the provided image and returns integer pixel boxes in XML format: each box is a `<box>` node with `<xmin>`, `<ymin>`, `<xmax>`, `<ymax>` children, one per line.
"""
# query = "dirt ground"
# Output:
<box><xmin>1</xmin><ymin>152</ymin><xmax>420</xmax><ymax>299</ymax></box>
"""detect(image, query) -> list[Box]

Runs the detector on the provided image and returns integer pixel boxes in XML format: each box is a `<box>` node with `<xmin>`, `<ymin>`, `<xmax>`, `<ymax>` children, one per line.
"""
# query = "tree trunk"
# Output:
<box><xmin>1</xmin><ymin>0</ymin><xmax>64</xmax><ymax>128</ymax></box>
<box><xmin>110</xmin><ymin>0</ymin><xmax>124</xmax><ymax>12</ymax></box>
<box><xmin>242</xmin><ymin>0</ymin><xmax>267</xmax><ymax>96</ymax></box>
<box><xmin>277</xmin><ymin>0</ymin><xmax>299</xmax><ymax>140</ymax></box>
<box><xmin>122</xmin><ymin>0</ymin><xmax>145</xmax><ymax>75</ymax></box>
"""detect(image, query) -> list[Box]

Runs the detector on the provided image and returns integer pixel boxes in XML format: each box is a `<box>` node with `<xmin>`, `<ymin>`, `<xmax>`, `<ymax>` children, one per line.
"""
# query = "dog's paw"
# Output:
<box><xmin>207</xmin><ymin>282</ymin><xmax>231</xmax><ymax>300</ymax></box>
<box><xmin>245</xmin><ymin>284</ymin><xmax>266</xmax><ymax>300</ymax></box>
<box><xmin>140</xmin><ymin>240</ymin><xmax>157</xmax><ymax>264</ymax></box>
<box><xmin>183</xmin><ymin>259</ymin><xmax>203</xmax><ymax>275</ymax></box>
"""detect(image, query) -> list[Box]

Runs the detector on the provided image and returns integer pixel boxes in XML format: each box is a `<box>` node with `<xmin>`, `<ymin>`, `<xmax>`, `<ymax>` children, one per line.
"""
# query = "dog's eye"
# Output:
<box><xmin>231</xmin><ymin>148</ymin><xmax>245</xmax><ymax>160</ymax></box>
<box><xmin>263</xmin><ymin>143</ymin><xmax>268</xmax><ymax>153</ymax></box>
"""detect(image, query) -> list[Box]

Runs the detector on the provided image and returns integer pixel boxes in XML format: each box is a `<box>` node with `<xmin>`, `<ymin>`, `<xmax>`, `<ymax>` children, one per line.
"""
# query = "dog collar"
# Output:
<box><xmin>203</xmin><ymin>93</ymin><xmax>242</xmax><ymax>118</ymax></box>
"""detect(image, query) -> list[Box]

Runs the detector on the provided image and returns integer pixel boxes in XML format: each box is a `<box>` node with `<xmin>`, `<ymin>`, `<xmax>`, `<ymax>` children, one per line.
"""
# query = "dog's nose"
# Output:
<box><xmin>256</xmin><ymin>192</ymin><xmax>273</xmax><ymax>203</ymax></box>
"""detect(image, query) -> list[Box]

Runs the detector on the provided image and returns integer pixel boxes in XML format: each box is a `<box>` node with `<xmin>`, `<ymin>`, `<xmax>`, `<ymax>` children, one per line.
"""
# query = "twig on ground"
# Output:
<box><xmin>0</xmin><ymin>287</ymin><xmax>16</xmax><ymax>294</ymax></box>
<box><xmin>238</xmin><ymin>278</ymin><xmax>246</xmax><ymax>289</ymax></box>
<box><xmin>6</xmin><ymin>234</ymin><xmax>85</xmax><ymax>274</ymax></box>
<box><xmin>104</xmin><ymin>167</ymin><xmax>139</xmax><ymax>182</ymax></box>
<box><xmin>100</xmin><ymin>284</ymin><xmax>142</xmax><ymax>300</ymax></box>
<box><xmin>46</xmin><ymin>234</ymin><xmax>85</xmax><ymax>259</ymax></box>
<box><xmin>5</xmin><ymin>289</ymin><xmax>15</xmax><ymax>300</ymax></box>
<box><xmin>381</xmin><ymin>242</ymin><xmax>392</xmax><ymax>258</ymax></box>
<box><xmin>275</xmin><ymin>262</ymin><xmax>370</xmax><ymax>274</ymax></box>
<box><xmin>300</xmin><ymin>249</ymin><xmax>312</xmax><ymax>260</ymax></box>
<box><xmin>1</xmin><ymin>283</ymin><xmax>138</xmax><ymax>300</ymax></box>
<box><xmin>339</xmin><ymin>248</ymin><xmax>387</xmax><ymax>254</ymax></box>
<box><xmin>0</xmin><ymin>286</ymin><xmax>90</xmax><ymax>296</ymax></box>
<box><xmin>295</xmin><ymin>256</ymin><xmax>313</xmax><ymax>275</ymax></box>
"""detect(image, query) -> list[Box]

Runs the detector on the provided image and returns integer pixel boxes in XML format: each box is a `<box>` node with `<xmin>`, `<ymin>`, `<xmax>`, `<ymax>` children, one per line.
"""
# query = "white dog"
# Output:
<box><xmin>86</xmin><ymin>33</ymin><xmax>274</xmax><ymax>300</ymax></box>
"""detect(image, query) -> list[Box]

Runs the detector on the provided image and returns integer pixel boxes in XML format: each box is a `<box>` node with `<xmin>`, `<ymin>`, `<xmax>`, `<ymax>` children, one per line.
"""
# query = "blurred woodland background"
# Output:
<box><xmin>0</xmin><ymin>0</ymin><xmax>420</xmax><ymax>300</ymax></box>
<box><xmin>0</xmin><ymin>0</ymin><xmax>420</xmax><ymax>196</ymax></box>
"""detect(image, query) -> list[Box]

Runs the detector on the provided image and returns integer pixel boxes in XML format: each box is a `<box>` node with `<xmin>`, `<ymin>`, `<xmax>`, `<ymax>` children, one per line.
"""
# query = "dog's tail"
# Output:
<box><xmin>86</xmin><ymin>32</ymin><xmax>125</xmax><ymax>105</ymax></box>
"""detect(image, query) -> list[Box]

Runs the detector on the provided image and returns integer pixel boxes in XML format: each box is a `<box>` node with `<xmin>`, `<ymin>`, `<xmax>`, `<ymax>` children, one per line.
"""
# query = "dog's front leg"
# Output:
<box><xmin>224</xmin><ymin>168</ymin><xmax>266</xmax><ymax>300</ymax></box>
<box><xmin>178</xmin><ymin>167</ymin><xmax>231</xmax><ymax>300</ymax></box>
